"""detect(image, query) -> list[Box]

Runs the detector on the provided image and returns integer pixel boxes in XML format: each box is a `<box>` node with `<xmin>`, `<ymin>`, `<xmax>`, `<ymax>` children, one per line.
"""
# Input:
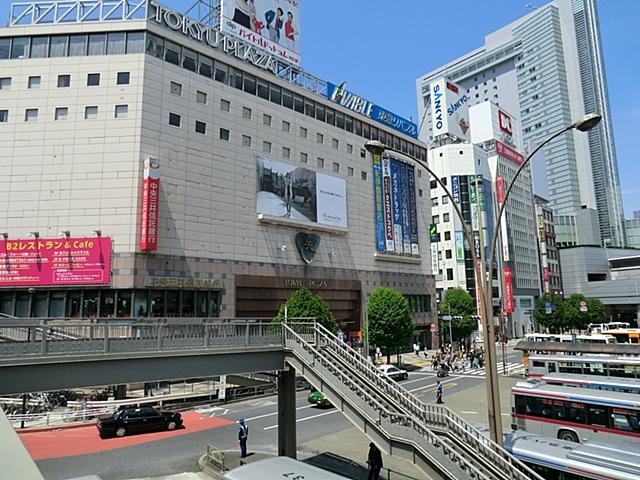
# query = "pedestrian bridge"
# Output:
<box><xmin>0</xmin><ymin>318</ymin><xmax>542</xmax><ymax>480</ymax></box>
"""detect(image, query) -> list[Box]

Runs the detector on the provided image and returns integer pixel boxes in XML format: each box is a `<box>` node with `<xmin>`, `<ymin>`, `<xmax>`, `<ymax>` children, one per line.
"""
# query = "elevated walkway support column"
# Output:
<box><xmin>277</xmin><ymin>366</ymin><xmax>296</xmax><ymax>458</ymax></box>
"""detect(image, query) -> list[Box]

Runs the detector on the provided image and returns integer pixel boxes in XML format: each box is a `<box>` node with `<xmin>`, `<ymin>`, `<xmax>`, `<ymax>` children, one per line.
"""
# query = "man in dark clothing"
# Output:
<box><xmin>367</xmin><ymin>442</ymin><xmax>383</xmax><ymax>480</ymax></box>
<box><xmin>238</xmin><ymin>418</ymin><xmax>248</xmax><ymax>458</ymax></box>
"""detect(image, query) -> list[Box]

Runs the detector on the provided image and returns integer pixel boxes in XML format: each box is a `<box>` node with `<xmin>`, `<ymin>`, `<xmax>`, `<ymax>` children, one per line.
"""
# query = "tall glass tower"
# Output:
<box><xmin>417</xmin><ymin>0</ymin><xmax>626</xmax><ymax>246</ymax></box>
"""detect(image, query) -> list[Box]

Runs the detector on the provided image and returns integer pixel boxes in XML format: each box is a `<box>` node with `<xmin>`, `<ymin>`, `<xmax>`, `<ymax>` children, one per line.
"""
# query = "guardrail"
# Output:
<box><xmin>206</xmin><ymin>444</ymin><xmax>225</xmax><ymax>472</ymax></box>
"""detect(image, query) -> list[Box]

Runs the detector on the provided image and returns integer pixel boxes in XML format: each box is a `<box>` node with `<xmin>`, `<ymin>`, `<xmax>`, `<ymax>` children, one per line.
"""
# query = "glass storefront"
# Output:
<box><xmin>0</xmin><ymin>289</ymin><xmax>221</xmax><ymax>318</ymax></box>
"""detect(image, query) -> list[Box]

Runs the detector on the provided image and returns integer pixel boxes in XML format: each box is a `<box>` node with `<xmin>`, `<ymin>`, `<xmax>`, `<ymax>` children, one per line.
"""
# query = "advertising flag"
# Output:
<box><xmin>468</xmin><ymin>175</ymin><xmax>477</xmax><ymax>204</ymax></box>
<box><xmin>140</xmin><ymin>159</ymin><xmax>160</xmax><ymax>252</ymax></box>
<box><xmin>372</xmin><ymin>152</ymin><xmax>386</xmax><ymax>252</ymax></box>
<box><xmin>504</xmin><ymin>267</ymin><xmax>514</xmax><ymax>313</ymax></box>
<box><xmin>382</xmin><ymin>156</ymin><xmax>394</xmax><ymax>252</ymax></box>
<box><xmin>455</xmin><ymin>231</ymin><xmax>464</xmax><ymax>261</ymax></box>
<box><xmin>390</xmin><ymin>159</ymin><xmax>403</xmax><ymax>253</ymax></box>
<box><xmin>497</xmin><ymin>175</ymin><xmax>510</xmax><ymax>262</ymax></box>
<box><xmin>399</xmin><ymin>162</ymin><xmax>411</xmax><ymax>254</ymax></box>
<box><xmin>407</xmin><ymin>166</ymin><xmax>419</xmax><ymax>255</ymax></box>
<box><xmin>452</xmin><ymin>175</ymin><xmax>460</xmax><ymax>203</ymax></box>
<box><xmin>429</xmin><ymin>224</ymin><xmax>439</xmax><ymax>243</ymax></box>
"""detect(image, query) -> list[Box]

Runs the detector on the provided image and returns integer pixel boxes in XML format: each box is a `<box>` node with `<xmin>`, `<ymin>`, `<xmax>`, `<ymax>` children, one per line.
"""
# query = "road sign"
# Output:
<box><xmin>430</xmin><ymin>323</ymin><xmax>437</xmax><ymax>332</ymax></box>
<box><xmin>442</xmin><ymin>315</ymin><xmax>453</xmax><ymax>321</ymax></box>
<box><xmin>545</xmin><ymin>301</ymin><xmax>552</xmax><ymax>314</ymax></box>
<box><xmin>580</xmin><ymin>300</ymin><xmax>588</xmax><ymax>312</ymax></box>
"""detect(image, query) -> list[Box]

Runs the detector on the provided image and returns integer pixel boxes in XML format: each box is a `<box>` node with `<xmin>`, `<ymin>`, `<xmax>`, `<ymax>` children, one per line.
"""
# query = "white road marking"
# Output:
<box><xmin>263</xmin><ymin>409</ymin><xmax>338</xmax><ymax>430</ymax></box>
<box><xmin>408</xmin><ymin>376</ymin><xmax>461</xmax><ymax>393</ymax></box>
<box><xmin>243</xmin><ymin>404</ymin><xmax>315</xmax><ymax>422</ymax></box>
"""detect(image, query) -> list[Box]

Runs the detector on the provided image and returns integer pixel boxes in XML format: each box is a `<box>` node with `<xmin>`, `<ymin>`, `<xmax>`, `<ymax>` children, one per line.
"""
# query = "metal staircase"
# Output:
<box><xmin>283</xmin><ymin>323</ymin><xmax>542</xmax><ymax>480</ymax></box>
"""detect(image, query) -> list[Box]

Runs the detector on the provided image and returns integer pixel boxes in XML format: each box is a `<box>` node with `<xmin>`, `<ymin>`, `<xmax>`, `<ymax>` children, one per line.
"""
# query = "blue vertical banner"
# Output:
<box><xmin>481</xmin><ymin>178</ymin><xmax>494</xmax><ymax>264</ymax></box>
<box><xmin>407</xmin><ymin>166</ymin><xmax>419</xmax><ymax>255</ymax></box>
<box><xmin>399</xmin><ymin>162</ymin><xmax>411</xmax><ymax>254</ymax></box>
<box><xmin>452</xmin><ymin>175</ymin><xmax>461</xmax><ymax>204</ymax></box>
<box><xmin>382</xmin><ymin>156</ymin><xmax>395</xmax><ymax>252</ymax></box>
<box><xmin>390</xmin><ymin>159</ymin><xmax>403</xmax><ymax>253</ymax></box>
<box><xmin>372</xmin><ymin>152</ymin><xmax>386</xmax><ymax>252</ymax></box>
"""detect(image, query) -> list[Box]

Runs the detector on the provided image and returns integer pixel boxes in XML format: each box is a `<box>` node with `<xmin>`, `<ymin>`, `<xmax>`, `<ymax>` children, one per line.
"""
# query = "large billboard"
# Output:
<box><xmin>220</xmin><ymin>0</ymin><xmax>301</xmax><ymax>66</ymax></box>
<box><xmin>373</xmin><ymin>155</ymin><xmax>419</xmax><ymax>256</ymax></box>
<box><xmin>0</xmin><ymin>237</ymin><xmax>112</xmax><ymax>287</ymax></box>
<box><xmin>257</xmin><ymin>157</ymin><xmax>347</xmax><ymax>228</ymax></box>
<box><xmin>430</xmin><ymin>78</ymin><xmax>470</xmax><ymax>141</ymax></box>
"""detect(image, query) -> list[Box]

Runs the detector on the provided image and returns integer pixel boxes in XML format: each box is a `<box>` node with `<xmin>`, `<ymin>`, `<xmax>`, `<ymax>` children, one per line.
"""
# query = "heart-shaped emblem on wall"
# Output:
<box><xmin>295</xmin><ymin>232</ymin><xmax>321</xmax><ymax>264</ymax></box>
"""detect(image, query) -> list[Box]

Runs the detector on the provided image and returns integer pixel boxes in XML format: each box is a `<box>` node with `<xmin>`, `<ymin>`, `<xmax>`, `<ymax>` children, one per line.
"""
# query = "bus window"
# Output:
<box><xmin>566</xmin><ymin>403</ymin><xmax>586</xmax><ymax>424</ymax></box>
<box><xmin>611</xmin><ymin>409</ymin><xmax>640</xmax><ymax>433</ymax></box>
<box><xmin>515</xmin><ymin>395</ymin><xmax>527</xmax><ymax>415</ymax></box>
<box><xmin>586</xmin><ymin>363</ymin><xmax>606</xmax><ymax>376</ymax></box>
<box><xmin>547</xmin><ymin>362</ymin><xmax>556</xmax><ymax>373</ymax></box>
<box><xmin>558</xmin><ymin>362</ymin><xmax>582</xmax><ymax>374</ymax></box>
<box><xmin>587</xmin><ymin>406</ymin><xmax>608</xmax><ymax>427</ymax></box>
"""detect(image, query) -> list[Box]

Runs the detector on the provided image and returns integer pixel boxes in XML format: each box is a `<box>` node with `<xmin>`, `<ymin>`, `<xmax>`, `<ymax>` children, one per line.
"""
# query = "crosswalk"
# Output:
<box><xmin>421</xmin><ymin>362</ymin><xmax>524</xmax><ymax>377</ymax></box>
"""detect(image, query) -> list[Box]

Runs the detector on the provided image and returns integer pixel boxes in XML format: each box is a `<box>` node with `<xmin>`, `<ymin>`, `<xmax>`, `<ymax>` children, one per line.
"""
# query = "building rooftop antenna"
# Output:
<box><xmin>184</xmin><ymin>0</ymin><xmax>221</xmax><ymax>28</ymax></box>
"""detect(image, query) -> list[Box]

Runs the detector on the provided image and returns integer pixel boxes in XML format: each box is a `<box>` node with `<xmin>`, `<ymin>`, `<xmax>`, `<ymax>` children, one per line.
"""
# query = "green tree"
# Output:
<box><xmin>273</xmin><ymin>288</ymin><xmax>338</xmax><ymax>333</ymax></box>
<box><xmin>586</xmin><ymin>297</ymin><xmax>605</xmax><ymax>325</ymax></box>
<box><xmin>533</xmin><ymin>293</ymin><xmax>564</xmax><ymax>333</ymax></box>
<box><xmin>367</xmin><ymin>287</ymin><xmax>414</xmax><ymax>363</ymax></box>
<box><xmin>439</xmin><ymin>288</ymin><xmax>476</xmax><ymax>343</ymax></box>
<box><xmin>562</xmin><ymin>293</ymin><xmax>591</xmax><ymax>331</ymax></box>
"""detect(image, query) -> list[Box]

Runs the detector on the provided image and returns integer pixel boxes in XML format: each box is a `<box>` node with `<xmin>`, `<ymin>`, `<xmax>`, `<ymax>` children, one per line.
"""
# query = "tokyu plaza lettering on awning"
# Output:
<box><xmin>149</xmin><ymin>0</ymin><xmax>278</xmax><ymax>74</ymax></box>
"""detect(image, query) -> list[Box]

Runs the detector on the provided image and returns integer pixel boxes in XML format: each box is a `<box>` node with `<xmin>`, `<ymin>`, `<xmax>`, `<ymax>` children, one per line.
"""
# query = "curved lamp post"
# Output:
<box><xmin>365</xmin><ymin>112</ymin><xmax>601</xmax><ymax>446</ymax></box>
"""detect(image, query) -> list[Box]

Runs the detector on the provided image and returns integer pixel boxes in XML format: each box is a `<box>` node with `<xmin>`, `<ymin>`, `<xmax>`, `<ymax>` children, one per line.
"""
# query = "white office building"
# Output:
<box><xmin>416</xmin><ymin>0</ymin><xmax>625</xmax><ymax>248</ymax></box>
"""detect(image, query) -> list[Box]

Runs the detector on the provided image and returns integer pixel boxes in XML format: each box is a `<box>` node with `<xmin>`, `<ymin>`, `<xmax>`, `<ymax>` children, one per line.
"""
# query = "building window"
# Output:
<box><xmin>332</xmin><ymin>138</ymin><xmax>339</xmax><ymax>149</ymax></box>
<box><xmin>168</xmin><ymin>112</ymin><xmax>181</xmax><ymax>127</ymax></box>
<box><xmin>84</xmin><ymin>106</ymin><xmax>98</xmax><ymax>119</ymax></box>
<box><xmin>446</xmin><ymin>268</ymin><xmax>454</xmax><ymax>281</ymax></box>
<box><xmin>332</xmin><ymin>162</ymin><xmax>339</xmax><ymax>173</ymax></box>
<box><xmin>117</xmin><ymin>72</ymin><xmax>130</xmax><ymax>85</ymax></box>
<box><xmin>316</xmin><ymin>132</ymin><xmax>324</xmax><ymax>144</ymax></box>
<box><xmin>445</xmin><ymin>249</ymin><xmax>452</xmax><ymax>259</ymax></box>
<box><xmin>28</xmin><ymin>76</ymin><xmax>41</xmax><ymax>89</ymax></box>
<box><xmin>346</xmin><ymin>144</ymin><xmax>353</xmax><ymax>154</ymax></box>
<box><xmin>444</xmin><ymin>231</ymin><xmax>451</xmax><ymax>241</ymax></box>
<box><xmin>300</xmin><ymin>152</ymin><xmax>308</xmax><ymax>163</ymax></box>
<box><xmin>300</xmin><ymin>126</ymin><xmax>307</xmax><ymax>138</ymax></box>
<box><xmin>432</xmin><ymin>215</ymin><xmax>440</xmax><ymax>224</ymax></box>
<box><xmin>431</xmin><ymin>197</ymin><xmax>439</xmax><ymax>206</ymax></box>
<box><xmin>430</xmin><ymin>180</ymin><xmax>438</xmax><ymax>189</ymax></box>
<box><xmin>347</xmin><ymin>166</ymin><xmax>354</xmax><ymax>177</ymax></box>
<box><xmin>262</xmin><ymin>141</ymin><xmax>272</xmax><ymax>153</ymax></box>
<box><xmin>196</xmin><ymin>90</ymin><xmax>207</xmax><ymax>104</ymax></box>
<box><xmin>57</xmin><ymin>74</ymin><xmax>70</xmax><ymax>87</ymax></box>
<box><xmin>242</xmin><ymin>134</ymin><xmax>252</xmax><ymax>147</ymax></box>
<box><xmin>317</xmin><ymin>157</ymin><xmax>324</xmax><ymax>168</ymax></box>
<box><xmin>219</xmin><ymin>128</ymin><xmax>230</xmax><ymax>141</ymax></box>
<box><xmin>282</xmin><ymin>146</ymin><xmax>291</xmax><ymax>158</ymax></box>
<box><xmin>115</xmin><ymin>104</ymin><xmax>128</xmax><ymax>118</ymax></box>
<box><xmin>25</xmin><ymin>108</ymin><xmax>38</xmax><ymax>122</ymax></box>
<box><xmin>220</xmin><ymin>99</ymin><xmax>230</xmax><ymax>111</ymax></box>
<box><xmin>442</xmin><ymin>196</ymin><xmax>449</xmax><ymax>204</ymax></box>
<box><xmin>360</xmin><ymin>149</ymin><xmax>366</xmax><ymax>158</ymax></box>
<box><xmin>282</xmin><ymin>120</ymin><xmax>290</xmax><ymax>132</ymax></box>
<box><xmin>54</xmin><ymin>107</ymin><xmax>68</xmax><ymax>121</ymax></box>
<box><xmin>361</xmin><ymin>171</ymin><xmax>367</xmax><ymax>181</ymax></box>
<box><xmin>170</xmin><ymin>81</ymin><xmax>182</xmax><ymax>96</ymax></box>
<box><xmin>87</xmin><ymin>73</ymin><xmax>100</xmax><ymax>86</ymax></box>
<box><xmin>0</xmin><ymin>110</ymin><xmax>8</xmax><ymax>122</ymax></box>
<box><xmin>263</xmin><ymin>113</ymin><xmax>272</xmax><ymax>126</ymax></box>
<box><xmin>443</xmin><ymin>213</ymin><xmax>450</xmax><ymax>222</ymax></box>
<box><xmin>195</xmin><ymin>120</ymin><xmax>206</xmax><ymax>134</ymax></box>
<box><xmin>418</xmin><ymin>189</ymin><xmax>423</xmax><ymax>197</ymax></box>
<box><xmin>242</xmin><ymin>106</ymin><xmax>252</xmax><ymax>119</ymax></box>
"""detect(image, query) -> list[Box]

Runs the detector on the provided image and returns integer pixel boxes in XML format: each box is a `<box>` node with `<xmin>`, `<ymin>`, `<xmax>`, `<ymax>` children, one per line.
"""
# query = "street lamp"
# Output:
<box><xmin>365</xmin><ymin>112</ymin><xmax>601</xmax><ymax>446</ymax></box>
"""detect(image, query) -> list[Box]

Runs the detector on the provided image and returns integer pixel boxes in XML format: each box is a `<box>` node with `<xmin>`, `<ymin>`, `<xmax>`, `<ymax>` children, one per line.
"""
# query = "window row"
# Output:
<box><xmin>0</xmin><ymin>31</ymin><xmax>145</xmax><ymax>59</ymax></box>
<box><xmin>0</xmin><ymin>105</ymin><xmax>129</xmax><ymax>122</ymax></box>
<box><xmin>143</xmin><ymin>31</ymin><xmax>427</xmax><ymax>160</ymax></box>
<box><xmin>0</xmin><ymin>72</ymin><xmax>130</xmax><ymax>91</ymax></box>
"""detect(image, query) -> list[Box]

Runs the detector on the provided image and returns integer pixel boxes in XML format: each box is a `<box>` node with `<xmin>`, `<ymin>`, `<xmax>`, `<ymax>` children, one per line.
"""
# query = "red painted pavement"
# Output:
<box><xmin>19</xmin><ymin>412</ymin><xmax>234</xmax><ymax>461</ymax></box>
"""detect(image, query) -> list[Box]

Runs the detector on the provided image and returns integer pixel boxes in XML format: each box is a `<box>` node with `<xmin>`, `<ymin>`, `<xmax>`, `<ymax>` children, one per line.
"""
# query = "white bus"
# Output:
<box><xmin>511</xmin><ymin>381</ymin><xmax>640</xmax><ymax>448</ymax></box>
<box><xmin>588</xmin><ymin>322</ymin><xmax>630</xmax><ymax>334</ymax></box>
<box><xmin>541</xmin><ymin>372</ymin><xmax>640</xmax><ymax>394</ymax></box>
<box><xmin>526</xmin><ymin>354</ymin><xmax>640</xmax><ymax>379</ymax></box>
<box><xmin>524</xmin><ymin>333</ymin><xmax>617</xmax><ymax>344</ymax></box>
<box><xmin>222</xmin><ymin>457</ymin><xmax>351</xmax><ymax>480</ymax></box>
<box><xmin>505</xmin><ymin>430</ymin><xmax>640</xmax><ymax>480</ymax></box>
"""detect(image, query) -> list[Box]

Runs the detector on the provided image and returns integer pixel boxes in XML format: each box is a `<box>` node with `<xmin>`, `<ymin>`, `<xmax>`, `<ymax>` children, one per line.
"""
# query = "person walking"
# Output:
<box><xmin>238</xmin><ymin>418</ymin><xmax>248</xmax><ymax>458</ymax></box>
<box><xmin>436</xmin><ymin>380</ymin><xmax>444</xmax><ymax>404</ymax></box>
<box><xmin>367</xmin><ymin>442</ymin><xmax>383</xmax><ymax>480</ymax></box>
<box><xmin>283</xmin><ymin>172</ymin><xmax>294</xmax><ymax>217</ymax></box>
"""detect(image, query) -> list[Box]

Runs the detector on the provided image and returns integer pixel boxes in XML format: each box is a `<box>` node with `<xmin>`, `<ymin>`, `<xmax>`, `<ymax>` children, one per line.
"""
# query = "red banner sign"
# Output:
<box><xmin>496</xmin><ymin>176</ymin><xmax>505</xmax><ymax>204</ymax></box>
<box><xmin>495</xmin><ymin>140</ymin><xmax>524</xmax><ymax>166</ymax></box>
<box><xmin>498</xmin><ymin>110</ymin><xmax>513</xmax><ymax>136</ymax></box>
<box><xmin>140</xmin><ymin>159</ymin><xmax>160</xmax><ymax>252</ymax></box>
<box><xmin>504</xmin><ymin>267</ymin><xmax>514</xmax><ymax>313</ymax></box>
<box><xmin>0</xmin><ymin>237</ymin><xmax>111</xmax><ymax>287</ymax></box>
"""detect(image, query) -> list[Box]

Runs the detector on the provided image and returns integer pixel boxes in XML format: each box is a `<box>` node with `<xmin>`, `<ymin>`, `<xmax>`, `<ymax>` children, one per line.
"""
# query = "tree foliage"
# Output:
<box><xmin>533</xmin><ymin>293</ymin><xmax>564</xmax><ymax>333</ymax></box>
<box><xmin>367</xmin><ymin>287</ymin><xmax>414</xmax><ymax>360</ymax></box>
<box><xmin>533</xmin><ymin>293</ymin><xmax>605</xmax><ymax>333</ymax></box>
<box><xmin>438</xmin><ymin>288</ymin><xmax>477</xmax><ymax>342</ymax></box>
<box><xmin>273</xmin><ymin>288</ymin><xmax>338</xmax><ymax>333</ymax></box>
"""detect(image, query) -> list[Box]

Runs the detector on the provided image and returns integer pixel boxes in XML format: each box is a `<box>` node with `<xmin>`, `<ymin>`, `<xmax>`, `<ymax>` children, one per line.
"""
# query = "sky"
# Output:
<box><xmin>1</xmin><ymin>0</ymin><xmax>638</xmax><ymax>217</ymax></box>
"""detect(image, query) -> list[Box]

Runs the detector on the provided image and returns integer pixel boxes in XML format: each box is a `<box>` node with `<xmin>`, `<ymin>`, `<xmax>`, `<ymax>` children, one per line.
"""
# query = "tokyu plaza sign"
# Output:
<box><xmin>149</xmin><ymin>1</ymin><xmax>279</xmax><ymax>74</ymax></box>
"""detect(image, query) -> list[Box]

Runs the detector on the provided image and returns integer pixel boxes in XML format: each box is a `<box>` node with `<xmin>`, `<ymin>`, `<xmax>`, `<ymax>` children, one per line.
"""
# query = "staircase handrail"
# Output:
<box><xmin>311</xmin><ymin>323</ymin><xmax>541</xmax><ymax>480</ymax></box>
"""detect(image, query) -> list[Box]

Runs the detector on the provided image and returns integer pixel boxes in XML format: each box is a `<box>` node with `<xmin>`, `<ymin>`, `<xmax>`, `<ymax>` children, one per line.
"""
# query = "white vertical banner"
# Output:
<box><xmin>218</xmin><ymin>375</ymin><xmax>227</xmax><ymax>400</ymax></box>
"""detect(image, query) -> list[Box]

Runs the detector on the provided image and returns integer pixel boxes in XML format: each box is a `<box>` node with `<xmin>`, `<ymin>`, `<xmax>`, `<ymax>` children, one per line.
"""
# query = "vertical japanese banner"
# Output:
<box><xmin>504</xmin><ymin>267</ymin><xmax>514</xmax><ymax>313</ymax></box>
<box><xmin>382</xmin><ymin>156</ymin><xmax>394</xmax><ymax>252</ymax></box>
<box><xmin>475</xmin><ymin>260</ymin><xmax>483</xmax><ymax>316</ymax></box>
<box><xmin>454</xmin><ymin>231</ymin><xmax>464</xmax><ymax>261</ymax></box>
<box><xmin>399</xmin><ymin>162</ymin><xmax>411</xmax><ymax>254</ymax></box>
<box><xmin>407</xmin><ymin>166</ymin><xmax>420</xmax><ymax>255</ymax></box>
<box><xmin>390</xmin><ymin>159</ymin><xmax>403</xmax><ymax>253</ymax></box>
<box><xmin>452</xmin><ymin>175</ymin><xmax>460</xmax><ymax>203</ymax></box>
<box><xmin>372</xmin><ymin>152</ymin><xmax>386</xmax><ymax>252</ymax></box>
<box><xmin>497</xmin><ymin>175</ymin><xmax>510</xmax><ymax>262</ymax></box>
<box><xmin>140</xmin><ymin>159</ymin><xmax>160</xmax><ymax>252</ymax></box>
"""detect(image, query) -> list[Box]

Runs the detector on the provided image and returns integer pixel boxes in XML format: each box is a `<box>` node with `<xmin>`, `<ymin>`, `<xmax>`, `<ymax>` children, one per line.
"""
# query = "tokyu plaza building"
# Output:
<box><xmin>0</xmin><ymin>1</ymin><xmax>437</xmax><ymax>344</ymax></box>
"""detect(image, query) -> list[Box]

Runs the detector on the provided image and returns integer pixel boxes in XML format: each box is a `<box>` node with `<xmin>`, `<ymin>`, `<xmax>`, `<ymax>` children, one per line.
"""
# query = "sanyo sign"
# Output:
<box><xmin>430</xmin><ymin>78</ymin><xmax>470</xmax><ymax>141</ymax></box>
